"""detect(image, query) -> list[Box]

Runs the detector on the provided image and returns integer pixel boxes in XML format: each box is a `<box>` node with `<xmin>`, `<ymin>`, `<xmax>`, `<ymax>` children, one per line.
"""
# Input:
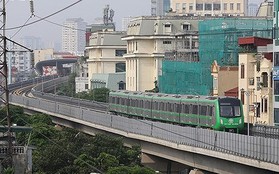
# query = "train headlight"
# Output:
<box><xmin>220</xmin><ymin>119</ymin><xmax>223</xmax><ymax>125</ymax></box>
<box><xmin>239</xmin><ymin>119</ymin><xmax>242</xmax><ymax>124</ymax></box>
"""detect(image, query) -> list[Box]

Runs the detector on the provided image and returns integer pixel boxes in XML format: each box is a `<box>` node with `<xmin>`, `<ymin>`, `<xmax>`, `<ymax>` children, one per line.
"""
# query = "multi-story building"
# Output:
<box><xmin>62</xmin><ymin>18</ymin><xmax>87</xmax><ymax>56</ymax></box>
<box><xmin>33</xmin><ymin>48</ymin><xmax>54</xmax><ymax>65</ymax></box>
<box><xmin>273</xmin><ymin>0</ymin><xmax>279</xmax><ymax>126</ymax></box>
<box><xmin>160</xmin><ymin>17</ymin><xmax>272</xmax><ymax>95</ymax></box>
<box><xmin>170</xmin><ymin>0</ymin><xmax>248</xmax><ymax>16</ymax></box>
<box><xmin>8</xmin><ymin>45</ymin><xmax>33</xmax><ymax>82</ymax></box>
<box><xmin>86</xmin><ymin>31</ymin><xmax>127</xmax><ymax>90</ymax></box>
<box><xmin>122</xmin><ymin>16</ymin><xmax>199</xmax><ymax>92</ymax></box>
<box><xmin>19</xmin><ymin>36</ymin><xmax>43</xmax><ymax>50</ymax></box>
<box><xmin>151</xmin><ymin>0</ymin><xmax>171</xmax><ymax>16</ymax></box>
<box><xmin>238</xmin><ymin>37</ymin><xmax>273</xmax><ymax>126</ymax></box>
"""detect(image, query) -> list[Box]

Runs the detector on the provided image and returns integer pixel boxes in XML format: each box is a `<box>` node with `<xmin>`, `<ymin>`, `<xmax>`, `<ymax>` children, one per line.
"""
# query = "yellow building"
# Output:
<box><xmin>237</xmin><ymin>37</ymin><xmax>273</xmax><ymax>125</ymax></box>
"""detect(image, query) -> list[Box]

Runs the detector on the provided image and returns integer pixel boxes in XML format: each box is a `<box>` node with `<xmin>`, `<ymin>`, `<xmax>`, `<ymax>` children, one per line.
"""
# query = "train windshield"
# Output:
<box><xmin>220</xmin><ymin>105</ymin><xmax>241</xmax><ymax>117</ymax></box>
<box><xmin>219</xmin><ymin>98</ymin><xmax>241</xmax><ymax>117</ymax></box>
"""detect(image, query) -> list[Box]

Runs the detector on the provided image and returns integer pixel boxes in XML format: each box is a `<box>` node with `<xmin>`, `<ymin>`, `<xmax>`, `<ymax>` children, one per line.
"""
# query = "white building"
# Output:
<box><xmin>8</xmin><ymin>45</ymin><xmax>33</xmax><ymax>82</ymax></box>
<box><xmin>122</xmin><ymin>16</ymin><xmax>199</xmax><ymax>91</ymax></box>
<box><xmin>86</xmin><ymin>31</ymin><xmax>127</xmax><ymax>90</ymax></box>
<box><xmin>62</xmin><ymin>18</ymin><xmax>87</xmax><ymax>56</ymax></box>
<box><xmin>170</xmin><ymin>0</ymin><xmax>248</xmax><ymax>16</ymax></box>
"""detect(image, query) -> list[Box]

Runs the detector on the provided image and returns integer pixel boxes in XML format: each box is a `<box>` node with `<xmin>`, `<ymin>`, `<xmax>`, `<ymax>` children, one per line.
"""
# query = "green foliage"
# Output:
<box><xmin>95</xmin><ymin>152</ymin><xmax>119</xmax><ymax>171</ymax></box>
<box><xmin>9</xmin><ymin>110</ymin><xmax>149</xmax><ymax>174</ymax></box>
<box><xmin>56</xmin><ymin>73</ymin><xmax>76</xmax><ymax>97</ymax></box>
<box><xmin>3</xmin><ymin>167</ymin><xmax>14</xmax><ymax>174</ymax></box>
<box><xmin>107</xmin><ymin>166</ymin><xmax>156</xmax><ymax>174</ymax></box>
<box><xmin>92</xmin><ymin>87</ymin><xmax>110</xmax><ymax>102</ymax></box>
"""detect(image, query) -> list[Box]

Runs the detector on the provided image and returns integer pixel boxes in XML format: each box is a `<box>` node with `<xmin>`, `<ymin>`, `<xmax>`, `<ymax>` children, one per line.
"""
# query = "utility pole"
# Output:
<box><xmin>0</xmin><ymin>0</ymin><xmax>13</xmax><ymax>168</ymax></box>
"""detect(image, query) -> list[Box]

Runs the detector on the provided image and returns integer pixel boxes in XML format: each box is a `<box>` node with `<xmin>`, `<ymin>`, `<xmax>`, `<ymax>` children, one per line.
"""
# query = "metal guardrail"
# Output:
<box><xmin>0</xmin><ymin>146</ymin><xmax>25</xmax><ymax>155</ymax></box>
<box><xmin>252</xmin><ymin>124</ymin><xmax>279</xmax><ymax>139</ymax></box>
<box><xmin>9</xmin><ymin>94</ymin><xmax>279</xmax><ymax>166</ymax></box>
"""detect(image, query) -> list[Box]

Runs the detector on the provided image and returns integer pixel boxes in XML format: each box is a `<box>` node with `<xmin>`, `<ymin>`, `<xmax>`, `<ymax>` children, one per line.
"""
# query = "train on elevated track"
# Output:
<box><xmin>108</xmin><ymin>91</ymin><xmax>245</xmax><ymax>133</ymax></box>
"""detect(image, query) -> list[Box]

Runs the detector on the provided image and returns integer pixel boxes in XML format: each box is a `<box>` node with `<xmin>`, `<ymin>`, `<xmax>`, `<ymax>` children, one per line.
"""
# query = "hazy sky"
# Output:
<box><xmin>6</xmin><ymin>0</ymin><xmax>265</xmax><ymax>48</ymax></box>
<box><xmin>6</xmin><ymin>0</ymin><xmax>150</xmax><ymax>46</ymax></box>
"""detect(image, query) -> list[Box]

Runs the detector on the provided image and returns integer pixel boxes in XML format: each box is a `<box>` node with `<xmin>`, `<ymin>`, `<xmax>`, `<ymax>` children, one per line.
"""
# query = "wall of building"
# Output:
<box><xmin>170</xmin><ymin>0</ymin><xmax>247</xmax><ymax>16</ymax></box>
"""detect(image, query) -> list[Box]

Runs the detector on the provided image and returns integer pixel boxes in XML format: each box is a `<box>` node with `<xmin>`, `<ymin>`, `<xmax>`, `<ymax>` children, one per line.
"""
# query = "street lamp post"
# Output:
<box><xmin>244</xmin><ymin>90</ymin><xmax>250</xmax><ymax>136</ymax></box>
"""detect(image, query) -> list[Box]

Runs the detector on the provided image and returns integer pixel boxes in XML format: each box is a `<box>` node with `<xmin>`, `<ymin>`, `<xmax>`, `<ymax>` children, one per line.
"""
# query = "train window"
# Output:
<box><xmin>200</xmin><ymin>105</ymin><xmax>207</xmax><ymax>115</ymax></box>
<box><xmin>234</xmin><ymin>106</ymin><xmax>240</xmax><ymax>116</ymax></box>
<box><xmin>176</xmin><ymin>103</ymin><xmax>181</xmax><ymax>113</ymax></box>
<box><xmin>208</xmin><ymin>106</ymin><xmax>213</xmax><ymax>116</ymax></box>
<box><xmin>220</xmin><ymin>106</ymin><xmax>233</xmax><ymax>117</ymax></box>
<box><xmin>184</xmin><ymin>104</ymin><xmax>189</xmax><ymax>114</ymax></box>
<box><xmin>146</xmin><ymin>101</ymin><xmax>150</xmax><ymax>109</ymax></box>
<box><xmin>116</xmin><ymin>97</ymin><xmax>120</xmax><ymax>104</ymax></box>
<box><xmin>125</xmin><ymin>98</ymin><xmax>128</xmax><ymax>105</ymax></box>
<box><xmin>160</xmin><ymin>102</ymin><xmax>164</xmax><ymax>111</ymax></box>
<box><xmin>192</xmin><ymin>105</ymin><xmax>198</xmax><ymax>114</ymax></box>
<box><xmin>153</xmin><ymin>101</ymin><xmax>157</xmax><ymax>110</ymax></box>
<box><xmin>140</xmin><ymin>100</ymin><xmax>143</xmax><ymax>108</ymax></box>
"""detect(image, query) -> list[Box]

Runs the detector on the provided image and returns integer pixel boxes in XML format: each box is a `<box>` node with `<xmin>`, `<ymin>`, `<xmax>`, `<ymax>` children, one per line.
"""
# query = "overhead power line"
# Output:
<box><xmin>34</xmin><ymin>15</ymin><xmax>86</xmax><ymax>32</ymax></box>
<box><xmin>5</xmin><ymin>0</ymin><xmax>82</xmax><ymax>31</ymax></box>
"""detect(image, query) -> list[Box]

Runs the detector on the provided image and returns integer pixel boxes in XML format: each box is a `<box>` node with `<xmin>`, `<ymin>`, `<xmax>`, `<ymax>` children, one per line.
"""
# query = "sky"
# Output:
<box><xmin>5</xmin><ymin>0</ymin><xmax>265</xmax><ymax>49</ymax></box>
<box><xmin>6</xmin><ymin>0</ymin><xmax>150</xmax><ymax>47</ymax></box>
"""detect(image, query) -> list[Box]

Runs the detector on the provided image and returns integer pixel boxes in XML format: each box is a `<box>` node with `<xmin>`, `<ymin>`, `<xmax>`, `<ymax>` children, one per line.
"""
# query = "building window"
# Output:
<box><xmin>262</xmin><ymin>72</ymin><xmax>268</xmax><ymax>87</ymax></box>
<box><xmin>205</xmin><ymin>4</ymin><xmax>212</xmax><ymax>10</ymax></box>
<box><xmin>176</xmin><ymin>3</ymin><xmax>180</xmax><ymax>12</ymax></box>
<box><xmin>182</xmin><ymin>24</ymin><xmax>190</xmax><ymax>31</ymax></box>
<box><xmin>274</xmin><ymin>81</ymin><xmax>279</xmax><ymax>95</ymax></box>
<box><xmin>274</xmin><ymin>109</ymin><xmax>279</xmax><ymax>125</ymax></box>
<box><xmin>249</xmin><ymin>78</ymin><xmax>254</xmax><ymax>85</ymax></box>
<box><xmin>163</xmin><ymin>40</ymin><xmax>172</xmax><ymax>44</ymax></box>
<box><xmin>241</xmin><ymin>64</ymin><xmax>244</xmax><ymax>79</ymax></box>
<box><xmin>237</xmin><ymin>3</ymin><xmax>240</xmax><ymax>11</ymax></box>
<box><xmin>213</xmin><ymin>3</ymin><xmax>221</xmax><ymax>10</ymax></box>
<box><xmin>164</xmin><ymin>23</ymin><xmax>172</xmax><ymax>33</ymax></box>
<box><xmin>241</xmin><ymin>91</ymin><xmax>244</xmax><ymax>105</ymax></box>
<box><xmin>230</xmin><ymin>3</ymin><xmax>234</xmax><ymax>10</ymax></box>
<box><xmin>189</xmin><ymin>3</ymin><xmax>193</xmax><ymax>11</ymax></box>
<box><xmin>115</xmin><ymin>50</ymin><xmax>127</xmax><ymax>57</ymax></box>
<box><xmin>116</xmin><ymin>63</ymin><xmax>126</xmax><ymax>72</ymax></box>
<box><xmin>275</xmin><ymin>52</ymin><xmax>279</xmax><ymax>66</ymax></box>
<box><xmin>118</xmin><ymin>81</ymin><xmax>126</xmax><ymax>90</ymax></box>
<box><xmin>264</xmin><ymin>98</ymin><xmax>268</xmax><ymax>113</ymax></box>
<box><xmin>196</xmin><ymin>3</ymin><xmax>203</xmax><ymax>11</ymax></box>
<box><xmin>182</xmin><ymin>3</ymin><xmax>186</xmax><ymax>12</ymax></box>
<box><xmin>85</xmin><ymin>84</ymin><xmax>88</xmax><ymax>89</ymax></box>
<box><xmin>224</xmin><ymin>3</ymin><xmax>227</xmax><ymax>11</ymax></box>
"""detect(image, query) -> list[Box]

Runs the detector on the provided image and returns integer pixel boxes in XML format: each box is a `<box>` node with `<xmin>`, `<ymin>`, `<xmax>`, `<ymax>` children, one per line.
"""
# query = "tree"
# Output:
<box><xmin>107</xmin><ymin>166</ymin><xmax>156</xmax><ymax>174</ymax></box>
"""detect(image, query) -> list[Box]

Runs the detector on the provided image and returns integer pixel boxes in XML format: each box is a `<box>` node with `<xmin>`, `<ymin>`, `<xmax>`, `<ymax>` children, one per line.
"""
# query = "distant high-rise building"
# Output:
<box><xmin>62</xmin><ymin>18</ymin><xmax>87</xmax><ymax>56</ymax></box>
<box><xmin>248</xmin><ymin>3</ymin><xmax>259</xmax><ymax>16</ymax></box>
<box><xmin>20</xmin><ymin>36</ymin><xmax>43</xmax><ymax>50</ymax></box>
<box><xmin>151</xmin><ymin>0</ymin><xmax>171</xmax><ymax>16</ymax></box>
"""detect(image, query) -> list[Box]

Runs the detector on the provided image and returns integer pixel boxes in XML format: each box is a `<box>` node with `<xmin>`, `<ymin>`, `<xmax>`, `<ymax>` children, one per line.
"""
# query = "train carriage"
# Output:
<box><xmin>108</xmin><ymin>91</ymin><xmax>244</xmax><ymax>133</ymax></box>
<box><xmin>179</xmin><ymin>95</ymin><xmax>216</xmax><ymax>128</ymax></box>
<box><xmin>152</xmin><ymin>94</ymin><xmax>181</xmax><ymax>123</ymax></box>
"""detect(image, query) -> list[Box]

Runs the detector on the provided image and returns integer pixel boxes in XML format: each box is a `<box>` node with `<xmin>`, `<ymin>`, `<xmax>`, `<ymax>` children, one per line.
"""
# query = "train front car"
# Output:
<box><xmin>215</xmin><ymin>97</ymin><xmax>244</xmax><ymax>133</ymax></box>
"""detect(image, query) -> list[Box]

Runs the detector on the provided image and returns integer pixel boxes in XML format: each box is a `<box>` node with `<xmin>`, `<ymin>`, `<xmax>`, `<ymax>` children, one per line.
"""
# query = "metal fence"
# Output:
<box><xmin>10</xmin><ymin>94</ymin><xmax>279</xmax><ymax>165</ymax></box>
